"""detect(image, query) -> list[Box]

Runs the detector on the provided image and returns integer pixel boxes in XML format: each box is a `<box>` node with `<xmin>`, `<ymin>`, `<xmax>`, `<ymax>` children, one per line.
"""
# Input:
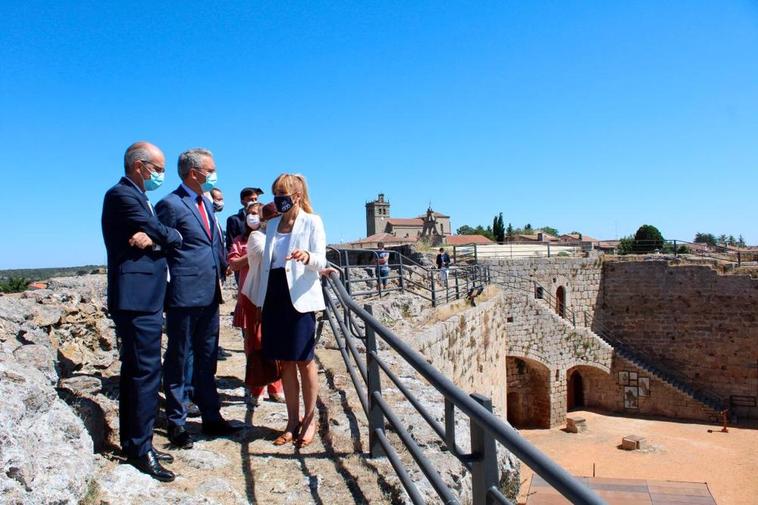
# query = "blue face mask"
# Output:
<box><xmin>144</xmin><ymin>170</ymin><xmax>164</xmax><ymax>191</ymax></box>
<box><xmin>199</xmin><ymin>171</ymin><xmax>218</xmax><ymax>193</ymax></box>
<box><xmin>274</xmin><ymin>195</ymin><xmax>294</xmax><ymax>213</ymax></box>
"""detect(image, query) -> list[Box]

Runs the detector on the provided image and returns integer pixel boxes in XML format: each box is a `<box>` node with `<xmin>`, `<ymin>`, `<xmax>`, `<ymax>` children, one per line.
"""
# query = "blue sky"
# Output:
<box><xmin>1</xmin><ymin>1</ymin><xmax>756</xmax><ymax>268</ymax></box>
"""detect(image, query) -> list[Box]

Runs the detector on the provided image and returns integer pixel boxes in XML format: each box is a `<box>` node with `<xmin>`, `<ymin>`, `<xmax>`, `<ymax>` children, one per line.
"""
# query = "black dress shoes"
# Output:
<box><xmin>167</xmin><ymin>424</ymin><xmax>194</xmax><ymax>449</ymax></box>
<box><xmin>151</xmin><ymin>448</ymin><xmax>174</xmax><ymax>464</ymax></box>
<box><xmin>202</xmin><ymin>419</ymin><xmax>246</xmax><ymax>437</ymax></box>
<box><xmin>127</xmin><ymin>451</ymin><xmax>175</xmax><ymax>482</ymax></box>
<box><xmin>186</xmin><ymin>402</ymin><xmax>201</xmax><ymax>418</ymax></box>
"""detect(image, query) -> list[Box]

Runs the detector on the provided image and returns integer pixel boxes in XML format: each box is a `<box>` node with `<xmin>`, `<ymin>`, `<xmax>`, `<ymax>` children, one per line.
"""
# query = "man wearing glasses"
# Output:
<box><xmin>156</xmin><ymin>148</ymin><xmax>243</xmax><ymax>452</ymax></box>
<box><xmin>101</xmin><ymin>141</ymin><xmax>182</xmax><ymax>481</ymax></box>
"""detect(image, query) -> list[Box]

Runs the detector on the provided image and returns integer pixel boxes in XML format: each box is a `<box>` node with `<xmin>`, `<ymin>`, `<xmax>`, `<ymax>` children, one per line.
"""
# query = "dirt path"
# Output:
<box><xmin>516</xmin><ymin>410</ymin><xmax>758</xmax><ymax>505</ymax></box>
<box><xmin>95</xmin><ymin>299</ymin><xmax>402</xmax><ymax>504</ymax></box>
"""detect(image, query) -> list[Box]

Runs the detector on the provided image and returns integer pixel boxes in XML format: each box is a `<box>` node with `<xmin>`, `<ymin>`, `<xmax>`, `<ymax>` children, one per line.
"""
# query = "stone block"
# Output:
<box><xmin>566</xmin><ymin>417</ymin><xmax>586</xmax><ymax>433</ymax></box>
<box><xmin>621</xmin><ymin>434</ymin><xmax>646</xmax><ymax>450</ymax></box>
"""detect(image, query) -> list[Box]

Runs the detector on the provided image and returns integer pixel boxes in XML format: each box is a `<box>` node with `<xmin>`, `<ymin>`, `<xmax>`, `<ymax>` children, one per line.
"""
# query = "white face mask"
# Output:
<box><xmin>246</xmin><ymin>214</ymin><xmax>261</xmax><ymax>230</ymax></box>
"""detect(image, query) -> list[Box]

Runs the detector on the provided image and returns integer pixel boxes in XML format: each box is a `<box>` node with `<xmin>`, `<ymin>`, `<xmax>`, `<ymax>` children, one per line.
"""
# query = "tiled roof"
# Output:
<box><xmin>386</xmin><ymin>218</ymin><xmax>424</xmax><ymax>226</ymax></box>
<box><xmin>446</xmin><ymin>235</ymin><xmax>494</xmax><ymax>245</ymax></box>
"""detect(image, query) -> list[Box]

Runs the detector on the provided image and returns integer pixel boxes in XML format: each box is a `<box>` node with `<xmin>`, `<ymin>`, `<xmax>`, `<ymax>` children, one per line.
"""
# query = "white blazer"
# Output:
<box><xmin>255</xmin><ymin>211</ymin><xmax>327</xmax><ymax>313</ymax></box>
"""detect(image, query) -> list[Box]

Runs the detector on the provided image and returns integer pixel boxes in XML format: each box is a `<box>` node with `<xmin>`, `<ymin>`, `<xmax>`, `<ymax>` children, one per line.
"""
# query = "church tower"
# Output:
<box><xmin>365</xmin><ymin>193</ymin><xmax>390</xmax><ymax>236</ymax></box>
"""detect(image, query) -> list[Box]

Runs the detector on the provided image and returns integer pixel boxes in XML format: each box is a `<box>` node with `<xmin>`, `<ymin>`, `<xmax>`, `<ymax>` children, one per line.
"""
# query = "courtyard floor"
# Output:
<box><xmin>516</xmin><ymin>410</ymin><xmax>758</xmax><ymax>505</ymax></box>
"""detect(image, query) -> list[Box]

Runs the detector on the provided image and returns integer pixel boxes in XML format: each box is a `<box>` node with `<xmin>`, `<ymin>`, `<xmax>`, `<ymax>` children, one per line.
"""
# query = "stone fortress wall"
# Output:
<box><xmin>598</xmin><ymin>260</ymin><xmax>758</xmax><ymax>411</ymax></box>
<box><xmin>427</xmin><ymin>256</ymin><xmax>755</xmax><ymax>427</ymax></box>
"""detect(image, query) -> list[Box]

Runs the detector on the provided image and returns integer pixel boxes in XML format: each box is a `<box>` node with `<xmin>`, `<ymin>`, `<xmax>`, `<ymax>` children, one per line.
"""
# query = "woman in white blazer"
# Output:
<box><xmin>259</xmin><ymin>173</ymin><xmax>326</xmax><ymax>448</ymax></box>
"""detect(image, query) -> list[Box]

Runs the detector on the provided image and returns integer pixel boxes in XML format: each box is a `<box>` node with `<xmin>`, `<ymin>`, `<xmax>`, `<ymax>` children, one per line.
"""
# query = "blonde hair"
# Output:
<box><xmin>272</xmin><ymin>173</ymin><xmax>314</xmax><ymax>213</ymax></box>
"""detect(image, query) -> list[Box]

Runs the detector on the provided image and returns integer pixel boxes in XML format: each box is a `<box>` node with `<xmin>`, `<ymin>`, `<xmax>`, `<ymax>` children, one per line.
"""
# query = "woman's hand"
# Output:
<box><xmin>287</xmin><ymin>249</ymin><xmax>311</xmax><ymax>264</ymax></box>
<box><xmin>319</xmin><ymin>267</ymin><xmax>340</xmax><ymax>278</ymax></box>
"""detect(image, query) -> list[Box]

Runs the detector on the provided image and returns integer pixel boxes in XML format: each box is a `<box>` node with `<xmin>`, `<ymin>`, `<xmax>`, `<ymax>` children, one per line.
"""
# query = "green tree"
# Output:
<box><xmin>633</xmin><ymin>224</ymin><xmax>664</xmax><ymax>253</ymax></box>
<box><xmin>506</xmin><ymin>222</ymin><xmax>514</xmax><ymax>241</ymax></box>
<box><xmin>738</xmin><ymin>235</ymin><xmax>746</xmax><ymax>248</ymax></box>
<box><xmin>456</xmin><ymin>225</ymin><xmax>476</xmax><ymax>235</ymax></box>
<box><xmin>524</xmin><ymin>223</ymin><xmax>533</xmax><ymax>234</ymax></box>
<box><xmin>0</xmin><ymin>276</ymin><xmax>29</xmax><ymax>293</ymax></box>
<box><xmin>493</xmin><ymin>213</ymin><xmax>505</xmax><ymax>242</ymax></box>
<box><xmin>694</xmin><ymin>232</ymin><xmax>717</xmax><ymax>246</ymax></box>
<box><xmin>540</xmin><ymin>226</ymin><xmax>559</xmax><ymax>237</ymax></box>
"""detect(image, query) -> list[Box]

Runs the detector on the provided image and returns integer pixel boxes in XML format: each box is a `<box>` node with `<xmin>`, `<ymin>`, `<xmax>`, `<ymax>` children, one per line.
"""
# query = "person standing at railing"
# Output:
<box><xmin>256</xmin><ymin>173</ymin><xmax>327</xmax><ymax>448</ymax></box>
<box><xmin>436</xmin><ymin>247</ymin><xmax>450</xmax><ymax>285</ymax></box>
<box><xmin>374</xmin><ymin>241</ymin><xmax>391</xmax><ymax>289</ymax></box>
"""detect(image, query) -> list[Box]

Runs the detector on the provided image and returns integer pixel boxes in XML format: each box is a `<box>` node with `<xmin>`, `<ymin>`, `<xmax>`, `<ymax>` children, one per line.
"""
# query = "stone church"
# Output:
<box><xmin>364</xmin><ymin>193</ymin><xmax>452</xmax><ymax>245</ymax></box>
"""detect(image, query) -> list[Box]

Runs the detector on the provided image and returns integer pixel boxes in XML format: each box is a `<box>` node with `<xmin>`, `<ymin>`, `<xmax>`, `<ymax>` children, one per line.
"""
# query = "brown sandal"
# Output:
<box><xmin>295</xmin><ymin>416</ymin><xmax>317</xmax><ymax>448</ymax></box>
<box><xmin>273</xmin><ymin>423</ymin><xmax>299</xmax><ymax>446</ymax></box>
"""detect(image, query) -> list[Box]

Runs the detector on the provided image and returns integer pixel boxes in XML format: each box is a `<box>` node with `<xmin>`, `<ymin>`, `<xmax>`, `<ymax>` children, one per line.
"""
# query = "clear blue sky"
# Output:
<box><xmin>1</xmin><ymin>1</ymin><xmax>756</xmax><ymax>268</ymax></box>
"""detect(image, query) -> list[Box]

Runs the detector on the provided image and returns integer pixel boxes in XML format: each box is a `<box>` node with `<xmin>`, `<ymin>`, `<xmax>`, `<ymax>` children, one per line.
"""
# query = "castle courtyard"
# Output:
<box><xmin>516</xmin><ymin>409</ymin><xmax>757</xmax><ymax>505</ymax></box>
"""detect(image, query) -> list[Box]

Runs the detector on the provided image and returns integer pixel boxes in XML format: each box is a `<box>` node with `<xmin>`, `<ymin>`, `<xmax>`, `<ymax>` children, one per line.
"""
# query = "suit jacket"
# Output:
<box><xmin>156</xmin><ymin>185</ymin><xmax>228</xmax><ymax>308</ymax></box>
<box><xmin>225</xmin><ymin>209</ymin><xmax>245</xmax><ymax>252</ymax></box>
<box><xmin>101</xmin><ymin>177</ymin><xmax>182</xmax><ymax>313</ymax></box>
<box><xmin>256</xmin><ymin>211</ymin><xmax>327</xmax><ymax>313</ymax></box>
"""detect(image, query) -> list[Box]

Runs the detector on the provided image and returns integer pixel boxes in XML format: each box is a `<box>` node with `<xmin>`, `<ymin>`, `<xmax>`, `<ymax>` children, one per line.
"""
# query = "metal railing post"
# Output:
<box><xmin>430</xmin><ymin>269</ymin><xmax>437</xmax><ymax>307</ymax></box>
<box><xmin>547</xmin><ymin>242</ymin><xmax>551</xmax><ymax>258</ymax></box>
<box><xmin>398</xmin><ymin>254</ymin><xmax>405</xmax><ymax>293</ymax></box>
<box><xmin>365</xmin><ymin>304</ymin><xmax>385</xmax><ymax>458</ymax></box>
<box><xmin>344</xmin><ymin>250</ymin><xmax>352</xmax><ymax>295</ymax></box>
<box><xmin>470</xmin><ymin>394</ymin><xmax>499</xmax><ymax>505</ymax></box>
<box><xmin>455</xmin><ymin>270</ymin><xmax>460</xmax><ymax>300</ymax></box>
<box><xmin>474</xmin><ymin>244</ymin><xmax>478</xmax><ymax>264</ymax></box>
<box><xmin>673</xmin><ymin>240</ymin><xmax>678</xmax><ymax>257</ymax></box>
<box><xmin>738</xmin><ymin>251</ymin><xmax>741</xmax><ymax>267</ymax></box>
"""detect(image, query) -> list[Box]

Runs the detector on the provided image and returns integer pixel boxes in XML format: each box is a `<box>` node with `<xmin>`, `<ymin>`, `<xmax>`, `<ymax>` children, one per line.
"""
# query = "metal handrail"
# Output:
<box><xmin>327</xmin><ymin>246</ymin><xmax>489</xmax><ymax>307</ymax></box>
<box><xmin>322</xmin><ymin>272</ymin><xmax>606</xmax><ymax>505</ymax></box>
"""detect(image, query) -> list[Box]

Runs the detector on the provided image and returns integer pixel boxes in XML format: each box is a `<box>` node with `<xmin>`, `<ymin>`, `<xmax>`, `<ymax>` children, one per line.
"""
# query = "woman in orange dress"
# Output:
<box><xmin>229</xmin><ymin>202</ymin><xmax>284</xmax><ymax>405</ymax></box>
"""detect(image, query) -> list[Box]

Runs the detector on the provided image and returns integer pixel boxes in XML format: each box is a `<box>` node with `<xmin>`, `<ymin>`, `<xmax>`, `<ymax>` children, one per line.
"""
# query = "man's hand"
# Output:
<box><xmin>129</xmin><ymin>232</ymin><xmax>154</xmax><ymax>249</ymax></box>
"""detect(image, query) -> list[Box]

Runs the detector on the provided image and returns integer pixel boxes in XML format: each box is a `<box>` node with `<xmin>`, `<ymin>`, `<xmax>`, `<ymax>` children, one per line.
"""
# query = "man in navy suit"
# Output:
<box><xmin>157</xmin><ymin>148</ymin><xmax>243</xmax><ymax>448</ymax></box>
<box><xmin>101</xmin><ymin>141</ymin><xmax>181</xmax><ymax>481</ymax></box>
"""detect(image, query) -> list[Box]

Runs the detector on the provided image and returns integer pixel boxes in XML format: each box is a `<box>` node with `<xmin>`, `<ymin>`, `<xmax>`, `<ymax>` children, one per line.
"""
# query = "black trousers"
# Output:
<box><xmin>112</xmin><ymin>309</ymin><xmax>163</xmax><ymax>458</ymax></box>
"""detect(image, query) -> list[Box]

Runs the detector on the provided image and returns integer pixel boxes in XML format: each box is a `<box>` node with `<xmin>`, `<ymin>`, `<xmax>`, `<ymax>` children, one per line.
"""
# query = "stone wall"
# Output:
<box><xmin>406</xmin><ymin>288</ymin><xmax>510</xmax><ymax>416</ymax></box>
<box><xmin>574</xmin><ymin>356</ymin><xmax>720</xmax><ymax>422</ymax></box>
<box><xmin>485</xmin><ymin>256</ymin><xmax>604</xmax><ymax>324</ymax></box>
<box><xmin>501</xmin><ymin>289</ymin><xmax>613</xmax><ymax>427</ymax></box>
<box><xmin>598</xmin><ymin>259</ymin><xmax>758</xmax><ymax>413</ymax></box>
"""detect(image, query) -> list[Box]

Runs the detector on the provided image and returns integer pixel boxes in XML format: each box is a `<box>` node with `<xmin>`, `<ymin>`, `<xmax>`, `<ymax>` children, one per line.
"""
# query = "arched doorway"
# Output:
<box><xmin>567</xmin><ymin>370</ymin><xmax>584</xmax><ymax>410</ymax></box>
<box><xmin>555</xmin><ymin>286</ymin><xmax>566</xmax><ymax>318</ymax></box>
<box><xmin>507</xmin><ymin>392</ymin><xmax>522</xmax><ymax>426</ymax></box>
<box><xmin>506</xmin><ymin>357</ymin><xmax>551</xmax><ymax>428</ymax></box>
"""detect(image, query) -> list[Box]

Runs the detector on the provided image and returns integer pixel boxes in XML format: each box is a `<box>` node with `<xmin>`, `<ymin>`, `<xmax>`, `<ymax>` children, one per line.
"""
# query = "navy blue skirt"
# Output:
<box><xmin>262</xmin><ymin>268</ymin><xmax>316</xmax><ymax>361</ymax></box>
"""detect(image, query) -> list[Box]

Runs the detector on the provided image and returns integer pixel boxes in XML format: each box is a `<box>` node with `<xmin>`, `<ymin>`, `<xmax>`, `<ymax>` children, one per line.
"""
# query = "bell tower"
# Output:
<box><xmin>366</xmin><ymin>193</ymin><xmax>390</xmax><ymax>236</ymax></box>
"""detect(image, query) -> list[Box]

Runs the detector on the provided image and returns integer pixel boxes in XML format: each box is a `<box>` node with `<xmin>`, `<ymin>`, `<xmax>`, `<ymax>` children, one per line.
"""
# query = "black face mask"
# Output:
<box><xmin>212</xmin><ymin>201</ymin><xmax>224</xmax><ymax>213</ymax></box>
<box><xmin>274</xmin><ymin>195</ymin><xmax>294</xmax><ymax>213</ymax></box>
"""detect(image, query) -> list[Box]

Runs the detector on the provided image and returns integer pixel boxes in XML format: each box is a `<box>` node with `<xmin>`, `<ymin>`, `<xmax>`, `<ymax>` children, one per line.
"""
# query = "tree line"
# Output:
<box><xmin>456</xmin><ymin>212</ymin><xmax>562</xmax><ymax>243</ymax></box>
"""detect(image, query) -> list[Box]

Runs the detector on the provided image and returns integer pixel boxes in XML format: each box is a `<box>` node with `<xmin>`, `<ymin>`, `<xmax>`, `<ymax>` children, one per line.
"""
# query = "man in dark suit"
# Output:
<box><xmin>101</xmin><ymin>141</ymin><xmax>181</xmax><ymax>482</ymax></box>
<box><xmin>156</xmin><ymin>148</ymin><xmax>243</xmax><ymax>448</ymax></box>
<box><xmin>225</xmin><ymin>186</ymin><xmax>262</xmax><ymax>253</ymax></box>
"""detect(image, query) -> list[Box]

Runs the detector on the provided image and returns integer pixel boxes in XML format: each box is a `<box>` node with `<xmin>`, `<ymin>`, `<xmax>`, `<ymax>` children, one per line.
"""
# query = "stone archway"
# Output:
<box><xmin>506</xmin><ymin>357</ymin><xmax>551</xmax><ymax>428</ymax></box>
<box><xmin>556</xmin><ymin>286</ymin><xmax>566</xmax><ymax>318</ymax></box>
<box><xmin>567</xmin><ymin>369</ymin><xmax>585</xmax><ymax>410</ymax></box>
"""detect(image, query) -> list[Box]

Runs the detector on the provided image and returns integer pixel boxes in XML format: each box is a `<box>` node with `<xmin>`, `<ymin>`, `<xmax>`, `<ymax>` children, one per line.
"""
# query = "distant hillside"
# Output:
<box><xmin>0</xmin><ymin>265</ymin><xmax>105</xmax><ymax>283</ymax></box>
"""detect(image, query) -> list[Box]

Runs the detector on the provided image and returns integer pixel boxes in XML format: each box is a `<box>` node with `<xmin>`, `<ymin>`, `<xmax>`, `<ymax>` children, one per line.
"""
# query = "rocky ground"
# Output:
<box><xmin>0</xmin><ymin>273</ymin><xmax>518</xmax><ymax>504</ymax></box>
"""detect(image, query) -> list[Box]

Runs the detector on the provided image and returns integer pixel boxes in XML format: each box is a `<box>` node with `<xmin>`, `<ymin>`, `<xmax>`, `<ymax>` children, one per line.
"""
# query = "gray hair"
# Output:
<box><xmin>178</xmin><ymin>148</ymin><xmax>213</xmax><ymax>179</ymax></box>
<box><xmin>124</xmin><ymin>141</ymin><xmax>153</xmax><ymax>173</ymax></box>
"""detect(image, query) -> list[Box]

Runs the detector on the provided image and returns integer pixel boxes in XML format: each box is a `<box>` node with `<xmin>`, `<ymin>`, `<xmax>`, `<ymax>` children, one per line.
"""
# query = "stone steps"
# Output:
<box><xmin>525</xmin><ymin>295</ymin><xmax>724</xmax><ymax>414</ymax></box>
